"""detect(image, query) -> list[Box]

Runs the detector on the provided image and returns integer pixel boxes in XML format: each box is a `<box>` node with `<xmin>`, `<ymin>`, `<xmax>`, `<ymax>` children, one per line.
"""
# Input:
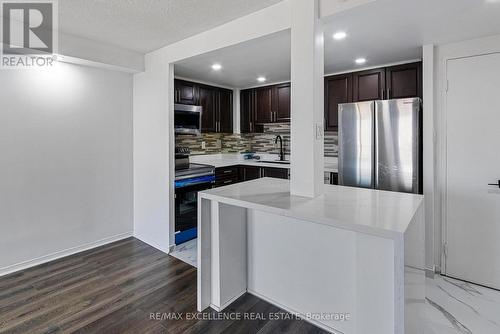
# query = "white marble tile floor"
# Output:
<box><xmin>423</xmin><ymin>274</ymin><xmax>500</xmax><ymax>333</ymax></box>
<box><xmin>170</xmin><ymin>238</ymin><xmax>197</xmax><ymax>268</ymax></box>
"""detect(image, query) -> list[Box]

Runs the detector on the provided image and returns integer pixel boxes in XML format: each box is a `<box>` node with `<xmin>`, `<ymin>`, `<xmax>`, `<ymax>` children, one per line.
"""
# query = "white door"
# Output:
<box><xmin>445</xmin><ymin>53</ymin><xmax>500</xmax><ymax>289</ymax></box>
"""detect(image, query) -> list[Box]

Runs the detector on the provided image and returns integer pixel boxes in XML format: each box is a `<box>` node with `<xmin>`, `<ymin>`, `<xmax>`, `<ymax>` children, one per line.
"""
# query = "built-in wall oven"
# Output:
<box><xmin>175</xmin><ymin>150</ymin><xmax>215</xmax><ymax>245</ymax></box>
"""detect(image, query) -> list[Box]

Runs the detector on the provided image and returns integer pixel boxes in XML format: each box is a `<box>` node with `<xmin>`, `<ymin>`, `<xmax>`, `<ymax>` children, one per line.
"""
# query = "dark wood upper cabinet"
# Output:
<box><xmin>199</xmin><ymin>85</ymin><xmax>216</xmax><ymax>133</ymax></box>
<box><xmin>352</xmin><ymin>68</ymin><xmax>386</xmax><ymax>102</ymax></box>
<box><xmin>244</xmin><ymin>83</ymin><xmax>290</xmax><ymax>129</ymax></box>
<box><xmin>218</xmin><ymin>88</ymin><xmax>233</xmax><ymax>133</ymax></box>
<box><xmin>386</xmin><ymin>62</ymin><xmax>422</xmax><ymax>99</ymax></box>
<box><xmin>274</xmin><ymin>83</ymin><xmax>291</xmax><ymax>122</ymax></box>
<box><xmin>176</xmin><ymin>80</ymin><xmax>233</xmax><ymax>134</ymax></box>
<box><xmin>324</xmin><ymin>62</ymin><xmax>422</xmax><ymax>132</ymax></box>
<box><xmin>325</xmin><ymin>74</ymin><xmax>352</xmax><ymax>131</ymax></box>
<box><xmin>174</xmin><ymin>79</ymin><xmax>198</xmax><ymax>105</ymax></box>
<box><xmin>240</xmin><ymin>89</ymin><xmax>255</xmax><ymax>133</ymax></box>
<box><xmin>255</xmin><ymin>86</ymin><xmax>273</xmax><ymax>124</ymax></box>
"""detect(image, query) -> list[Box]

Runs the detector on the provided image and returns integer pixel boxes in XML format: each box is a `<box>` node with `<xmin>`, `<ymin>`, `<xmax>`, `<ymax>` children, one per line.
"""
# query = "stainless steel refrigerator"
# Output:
<box><xmin>338</xmin><ymin>98</ymin><xmax>422</xmax><ymax>194</ymax></box>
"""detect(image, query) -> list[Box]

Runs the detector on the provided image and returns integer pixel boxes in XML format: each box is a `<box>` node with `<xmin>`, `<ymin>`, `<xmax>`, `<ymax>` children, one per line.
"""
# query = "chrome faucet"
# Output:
<box><xmin>275</xmin><ymin>135</ymin><xmax>285</xmax><ymax>161</ymax></box>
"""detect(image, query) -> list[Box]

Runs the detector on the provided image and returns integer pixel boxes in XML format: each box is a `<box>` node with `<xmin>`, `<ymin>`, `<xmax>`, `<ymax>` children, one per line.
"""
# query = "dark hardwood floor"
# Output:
<box><xmin>0</xmin><ymin>238</ymin><xmax>327</xmax><ymax>334</ymax></box>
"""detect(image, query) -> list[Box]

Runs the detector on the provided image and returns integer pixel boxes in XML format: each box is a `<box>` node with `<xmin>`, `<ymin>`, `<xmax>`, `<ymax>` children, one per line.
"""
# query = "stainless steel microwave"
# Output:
<box><xmin>174</xmin><ymin>104</ymin><xmax>202</xmax><ymax>135</ymax></box>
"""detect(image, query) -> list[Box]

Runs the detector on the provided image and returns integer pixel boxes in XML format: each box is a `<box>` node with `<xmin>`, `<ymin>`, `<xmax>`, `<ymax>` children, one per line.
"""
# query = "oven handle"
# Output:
<box><xmin>175</xmin><ymin>175</ymin><xmax>215</xmax><ymax>189</ymax></box>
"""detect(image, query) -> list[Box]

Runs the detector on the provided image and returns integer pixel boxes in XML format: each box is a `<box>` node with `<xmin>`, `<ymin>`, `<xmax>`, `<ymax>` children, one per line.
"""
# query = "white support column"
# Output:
<box><xmin>290</xmin><ymin>0</ymin><xmax>324</xmax><ymax>198</ymax></box>
<box><xmin>422</xmin><ymin>44</ymin><xmax>435</xmax><ymax>272</ymax></box>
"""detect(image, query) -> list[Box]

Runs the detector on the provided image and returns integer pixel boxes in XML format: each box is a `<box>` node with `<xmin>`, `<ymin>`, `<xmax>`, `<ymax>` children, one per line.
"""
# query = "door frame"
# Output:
<box><xmin>437</xmin><ymin>35</ymin><xmax>500</xmax><ymax>275</ymax></box>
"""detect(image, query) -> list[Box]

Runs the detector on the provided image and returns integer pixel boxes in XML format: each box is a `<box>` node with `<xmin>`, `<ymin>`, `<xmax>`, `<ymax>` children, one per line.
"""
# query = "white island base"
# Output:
<box><xmin>197</xmin><ymin>178</ymin><xmax>425</xmax><ymax>334</ymax></box>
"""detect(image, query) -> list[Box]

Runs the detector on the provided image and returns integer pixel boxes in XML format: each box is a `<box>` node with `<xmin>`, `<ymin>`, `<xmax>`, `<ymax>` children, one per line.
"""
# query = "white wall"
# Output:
<box><xmin>0</xmin><ymin>62</ymin><xmax>134</xmax><ymax>275</ymax></box>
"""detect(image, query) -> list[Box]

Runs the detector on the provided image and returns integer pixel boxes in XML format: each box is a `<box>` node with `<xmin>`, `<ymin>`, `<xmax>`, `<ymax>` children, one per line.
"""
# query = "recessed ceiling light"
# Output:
<box><xmin>211</xmin><ymin>63</ymin><xmax>222</xmax><ymax>71</ymax></box>
<box><xmin>257</xmin><ymin>76</ymin><xmax>266</xmax><ymax>83</ymax></box>
<box><xmin>355</xmin><ymin>58</ymin><xmax>366</xmax><ymax>65</ymax></box>
<box><xmin>333</xmin><ymin>31</ymin><xmax>347</xmax><ymax>40</ymax></box>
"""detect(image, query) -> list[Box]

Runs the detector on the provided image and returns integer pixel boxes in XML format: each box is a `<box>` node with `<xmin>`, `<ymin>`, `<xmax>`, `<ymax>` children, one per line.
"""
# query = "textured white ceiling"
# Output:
<box><xmin>176</xmin><ymin>0</ymin><xmax>500</xmax><ymax>88</ymax></box>
<box><xmin>59</xmin><ymin>0</ymin><xmax>283</xmax><ymax>53</ymax></box>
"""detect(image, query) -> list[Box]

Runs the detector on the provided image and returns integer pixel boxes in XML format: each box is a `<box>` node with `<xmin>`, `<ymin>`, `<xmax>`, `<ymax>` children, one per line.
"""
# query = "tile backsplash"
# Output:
<box><xmin>175</xmin><ymin>123</ymin><xmax>338</xmax><ymax>157</ymax></box>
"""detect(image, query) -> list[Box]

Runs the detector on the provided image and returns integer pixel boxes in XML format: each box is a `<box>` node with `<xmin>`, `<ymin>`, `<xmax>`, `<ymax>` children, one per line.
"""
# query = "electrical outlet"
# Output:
<box><xmin>216</xmin><ymin>139</ymin><xmax>222</xmax><ymax>149</ymax></box>
<box><xmin>201</xmin><ymin>141</ymin><xmax>206</xmax><ymax>149</ymax></box>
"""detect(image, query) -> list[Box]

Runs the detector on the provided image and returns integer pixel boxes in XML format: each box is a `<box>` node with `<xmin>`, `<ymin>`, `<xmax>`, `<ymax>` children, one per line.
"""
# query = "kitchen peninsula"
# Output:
<box><xmin>197</xmin><ymin>178</ymin><xmax>425</xmax><ymax>334</ymax></box>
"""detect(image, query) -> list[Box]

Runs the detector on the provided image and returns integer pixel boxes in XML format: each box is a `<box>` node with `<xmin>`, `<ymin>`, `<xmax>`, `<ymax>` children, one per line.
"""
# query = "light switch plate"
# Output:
<box><xmin>315</xmin><ymin>123</ymin><xmax>324</xmax><ymax>140</ymax></box>
<box><xmin>201</xmin><ymin>141</ymin><xmax>206</xmax><ymax>149</ymax></box>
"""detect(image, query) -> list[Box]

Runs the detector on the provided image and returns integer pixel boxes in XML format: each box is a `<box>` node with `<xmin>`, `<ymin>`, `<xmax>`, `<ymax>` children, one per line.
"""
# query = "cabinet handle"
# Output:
<box><xmin>387</xmin><ymin>89</ymin><xmax>391</xmax><ymax>99</ymax></box>
<box><xmin>223</xmin><ymin>170</ymin><xmax>232</xmax><ymax>174</ymax></box>
<box><xmin>223</xmin><ymin>180</ymin><xmax>232</xmax><ymax>184</ymax></box>
<box><xmin>381</xmin><ymin>89</ymin><xmax>385</xmax><ymax>100</ymax></box>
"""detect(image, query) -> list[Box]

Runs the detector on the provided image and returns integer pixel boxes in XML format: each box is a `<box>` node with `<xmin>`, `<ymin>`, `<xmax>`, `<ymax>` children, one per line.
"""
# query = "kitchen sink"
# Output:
<box><xmin>257</xmin><ymin>160</ymin><xmax>291</xmax><ymax>165</ymax></box>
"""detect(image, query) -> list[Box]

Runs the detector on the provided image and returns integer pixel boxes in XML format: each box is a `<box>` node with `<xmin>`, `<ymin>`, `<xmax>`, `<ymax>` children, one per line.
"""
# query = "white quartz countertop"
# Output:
<box><xmin>190</xmin><ymin>153</ymin><xmax>338</xmax><ymax>173</ymax></box>
<box><xmin>199</xmin><ymin>178</ymin><xmax>424</xmax><ymax>239</ymax></box>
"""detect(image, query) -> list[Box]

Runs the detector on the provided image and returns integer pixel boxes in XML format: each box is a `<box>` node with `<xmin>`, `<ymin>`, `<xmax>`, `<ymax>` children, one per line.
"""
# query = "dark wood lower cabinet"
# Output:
<box><xmin>331</xmin><ymin>172</ymin><xmax>339</xmax><ymax>185</ymax></box>
<box><xmin>262</xmin><ymin>167</ymin><xmax>289</xmax><ymax>180</ymax></box>
<box><xmin>214</xmin><ymin>165</ymin><xmax>290</xmax><ymax>187</ymax></box>
<box><xmin>239</xmin><ymin>166</ymin><xmax>261</xmax><ymax>182</ymax></box>
<box><xmin>215</xmin><ymin>176</ymin><xmax>239</xmax><ymax>187</ymax></box>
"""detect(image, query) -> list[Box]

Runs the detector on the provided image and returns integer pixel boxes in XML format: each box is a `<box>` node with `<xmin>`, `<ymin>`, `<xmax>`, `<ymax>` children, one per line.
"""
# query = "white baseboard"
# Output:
<box><xmin>0</xmin><ymin>231</ymin><xmax>133</xmax><ymax>277</ymax></box>
<box><xmin>426</xmin><ymin>266</ymin><xmax>437</xmax><ymax>278</ymax></box>
<box><xmin>132</xmin><ymin>232</ymin><xmax>170</xmax><ymax>254</ymax></box>
<box><xmin>210</xmin><ymin>289</ymin><xmax>247</xmax><ymax>312</ymax></box>
<box><xmin>247</xmin><ymin>289</ymin><xmax>344</xmax><ymax>334</ymax></box>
